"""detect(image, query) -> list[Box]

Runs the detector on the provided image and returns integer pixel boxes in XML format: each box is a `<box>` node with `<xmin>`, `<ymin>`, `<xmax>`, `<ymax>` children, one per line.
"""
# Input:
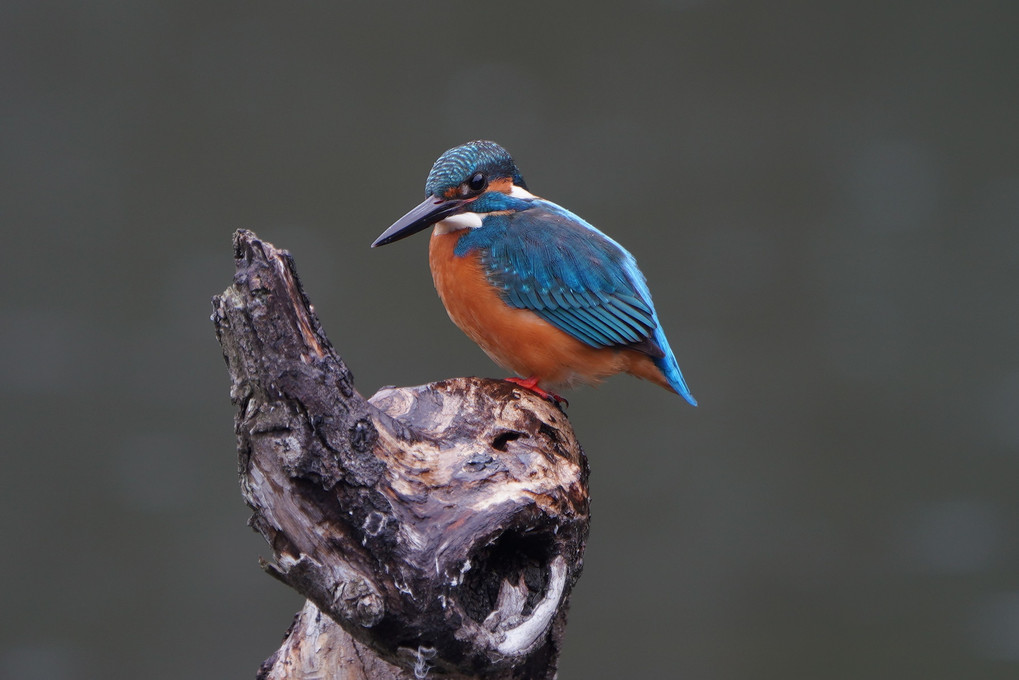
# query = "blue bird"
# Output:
<box><xmin>372</xmin><ymin>140</ymin><xmax>696</xmax><ymax>406</ymax></box>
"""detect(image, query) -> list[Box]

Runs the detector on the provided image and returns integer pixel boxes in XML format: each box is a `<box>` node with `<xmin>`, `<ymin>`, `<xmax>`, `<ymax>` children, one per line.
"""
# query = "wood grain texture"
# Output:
<box><xmin>212</xmin><ymin>230</ymin><xmax>590</xmax><ymax>679</ymax></box>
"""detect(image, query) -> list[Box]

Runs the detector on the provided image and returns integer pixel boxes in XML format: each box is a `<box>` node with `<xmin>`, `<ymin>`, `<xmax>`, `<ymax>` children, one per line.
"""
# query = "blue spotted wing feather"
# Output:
<box><xmin>455</xmin><ymin>195</ymin><xmax>697</xmax><ymax>405</ymax></box>
<box><xmin>456</xmin><ymin>202</ymin><xmax>664</xmax><ymax>357</ymax></box>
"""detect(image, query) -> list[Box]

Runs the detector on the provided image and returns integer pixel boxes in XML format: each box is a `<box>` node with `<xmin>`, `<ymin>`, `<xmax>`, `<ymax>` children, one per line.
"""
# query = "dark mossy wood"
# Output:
<box><xmin>212</xmin><ymin>230</ymin><xmax>590</xmax><ymax>679</ymax></box>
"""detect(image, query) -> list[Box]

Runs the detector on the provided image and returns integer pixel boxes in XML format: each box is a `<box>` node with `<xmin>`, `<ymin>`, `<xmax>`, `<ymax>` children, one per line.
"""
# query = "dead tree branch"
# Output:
<box><xmin>212</xmin><ymin>230</ymin><xmax>590</xmax><ymax>679</ymax></box>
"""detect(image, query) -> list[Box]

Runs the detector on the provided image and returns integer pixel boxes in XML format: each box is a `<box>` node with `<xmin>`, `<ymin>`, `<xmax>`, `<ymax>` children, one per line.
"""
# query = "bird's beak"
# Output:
<box><xmin>371</xmin><ymin>195</ymin><xmax>470</xmax><ymax>247</ymax></box>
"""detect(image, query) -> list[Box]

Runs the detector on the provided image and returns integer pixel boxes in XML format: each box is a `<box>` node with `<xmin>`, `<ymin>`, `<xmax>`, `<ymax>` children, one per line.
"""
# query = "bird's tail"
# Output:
<box><xmin>623</xmin><ymin>269</ymin><xmax>697</xmax><ymax>405</ymax></box>
<box><xmin>652</xmin><ymin>328</ymin><xmax>697</xmax><ymax>406</ymax></box>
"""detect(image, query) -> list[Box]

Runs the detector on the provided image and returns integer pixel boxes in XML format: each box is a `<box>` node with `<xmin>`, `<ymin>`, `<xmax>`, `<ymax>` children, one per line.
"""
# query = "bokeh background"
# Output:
<box><xmin>2</xmin><ymin>2</ymin><xmax>1017</xmax><ymax>678</ymax></box>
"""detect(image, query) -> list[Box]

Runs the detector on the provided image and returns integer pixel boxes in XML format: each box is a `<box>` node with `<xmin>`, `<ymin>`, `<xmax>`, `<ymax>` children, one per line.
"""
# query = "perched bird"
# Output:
<box><xmin>371</xmin><ymin>140</ymin><xmax>696</xmax><ymax>406</ymax></box>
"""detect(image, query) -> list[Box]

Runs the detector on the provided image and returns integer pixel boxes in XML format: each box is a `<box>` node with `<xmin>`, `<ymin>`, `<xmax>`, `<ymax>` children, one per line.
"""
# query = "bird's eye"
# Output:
<box><xmin>467</xmin><ymin>172</ymin><xmax>487</xmax><ymax>192</ymax></box>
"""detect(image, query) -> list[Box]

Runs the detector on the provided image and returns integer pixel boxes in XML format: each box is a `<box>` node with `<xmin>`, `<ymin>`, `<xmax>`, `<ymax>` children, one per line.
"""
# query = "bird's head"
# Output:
<box><xmin>371</xmin><ymin>140</ymin><xmax>530</xmax><ymax>247</ymax></box>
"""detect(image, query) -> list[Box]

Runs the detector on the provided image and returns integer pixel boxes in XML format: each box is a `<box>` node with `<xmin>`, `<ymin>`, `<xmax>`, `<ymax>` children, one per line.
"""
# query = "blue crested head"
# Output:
<box><xmin>424</xmin><ymin>140</ymin><xmax>528</xmax><ymax>198</ymax></box>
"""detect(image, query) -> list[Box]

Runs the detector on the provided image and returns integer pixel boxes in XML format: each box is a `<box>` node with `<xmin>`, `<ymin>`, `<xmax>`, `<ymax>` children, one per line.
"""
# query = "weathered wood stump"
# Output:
<box><xmin>212</xmin><ymin>230</ymin><xmax>590</xmax><ymax>679</ymax></box>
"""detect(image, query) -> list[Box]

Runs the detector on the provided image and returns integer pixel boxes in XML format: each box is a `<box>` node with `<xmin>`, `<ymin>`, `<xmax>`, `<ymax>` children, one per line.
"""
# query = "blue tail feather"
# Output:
<box><xmin>652</xmin><ymin>327</ymin><xmax>697</xmax><ymax>406</ymax></box>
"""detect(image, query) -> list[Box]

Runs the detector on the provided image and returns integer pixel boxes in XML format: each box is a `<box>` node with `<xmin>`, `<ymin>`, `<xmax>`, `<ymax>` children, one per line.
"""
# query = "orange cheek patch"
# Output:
<box><xmin>487</xmin><ymin>177</ymin><xmax>514</xmax><ymax>194</ymax></box>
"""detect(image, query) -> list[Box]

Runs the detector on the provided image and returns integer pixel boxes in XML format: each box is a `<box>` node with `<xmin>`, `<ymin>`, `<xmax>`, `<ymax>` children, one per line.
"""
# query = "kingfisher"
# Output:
<box><xmin>371</xmin><ymin>140</ymin><xmax>696</xmax><ymax>406</ymax></box>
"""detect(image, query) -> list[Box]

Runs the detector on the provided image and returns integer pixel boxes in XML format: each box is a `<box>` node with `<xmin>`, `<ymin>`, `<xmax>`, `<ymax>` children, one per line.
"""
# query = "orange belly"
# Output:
<box><xmin>428</xmin><ymin>229</ymin><xmax>670</xmax><ymax>392</ymax></box>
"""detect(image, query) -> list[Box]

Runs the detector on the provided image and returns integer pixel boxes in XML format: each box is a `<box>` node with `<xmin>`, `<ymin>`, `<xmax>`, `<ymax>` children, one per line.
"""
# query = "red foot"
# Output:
<box><xmin>505</xmin><ymin>376</ymin><xmax>569</xmax><ymax>408</ymax></box>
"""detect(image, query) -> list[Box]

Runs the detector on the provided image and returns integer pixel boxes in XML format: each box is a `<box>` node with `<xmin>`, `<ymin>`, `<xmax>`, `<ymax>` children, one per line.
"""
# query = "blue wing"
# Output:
<box><xmin>456</xmin><ymin>193</ymin><xmax>698</xmax><ymax>406</ymax></box>
<box><xmin>455</xmin><ymin>199</ymin><xmax>664</xmax><ymax>357</ymax></box>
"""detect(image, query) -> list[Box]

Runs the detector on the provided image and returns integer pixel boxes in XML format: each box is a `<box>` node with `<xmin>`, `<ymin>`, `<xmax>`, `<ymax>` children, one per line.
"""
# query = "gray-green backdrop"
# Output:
<box><xmin>2</xmin><ymin>2</ymin><xmax>1017</xmax><ymax>678</ymax></box>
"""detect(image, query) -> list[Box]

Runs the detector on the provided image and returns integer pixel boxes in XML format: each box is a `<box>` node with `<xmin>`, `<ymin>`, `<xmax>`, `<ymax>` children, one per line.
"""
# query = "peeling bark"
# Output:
<box><xmin>212</xmin><ymin>230</ymin><xmax>590</xmax><ymax>679</ymax></box>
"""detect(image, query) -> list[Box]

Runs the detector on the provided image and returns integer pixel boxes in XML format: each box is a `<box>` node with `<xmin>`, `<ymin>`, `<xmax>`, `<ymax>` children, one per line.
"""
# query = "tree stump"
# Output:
<box><xmin>212</xmin><ymin>230</ymin><xmax>590</xmax><ymax>679</ymax></box>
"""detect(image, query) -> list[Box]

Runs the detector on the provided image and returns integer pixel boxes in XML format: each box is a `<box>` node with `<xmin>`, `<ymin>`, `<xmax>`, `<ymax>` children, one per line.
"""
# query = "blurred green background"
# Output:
<box><xmin>2</xmin><ymin>2</ymin><xmax>1017</xmax><ymax>678</ymax></box>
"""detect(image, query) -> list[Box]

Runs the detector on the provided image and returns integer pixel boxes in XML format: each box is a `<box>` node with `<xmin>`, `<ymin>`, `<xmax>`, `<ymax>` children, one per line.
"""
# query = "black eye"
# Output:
<box><xmin>467</xmin><ymin>172</ymin><xmax>487</xmax><ymax>192</ymax></box>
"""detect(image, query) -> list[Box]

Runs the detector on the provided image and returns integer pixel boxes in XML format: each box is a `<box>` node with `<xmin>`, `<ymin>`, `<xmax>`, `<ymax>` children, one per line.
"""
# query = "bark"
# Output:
<box><xmin>212</xmin><ymin>230</ymin><xmax>590</xmax><ymax>679</ymax></box>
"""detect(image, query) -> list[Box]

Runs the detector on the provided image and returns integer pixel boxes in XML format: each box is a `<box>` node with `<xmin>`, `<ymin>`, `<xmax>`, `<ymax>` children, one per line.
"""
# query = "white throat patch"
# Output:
<box><xmin>433</xmin><ymin>211</ymin><xmax>484</xmax><ymax>235</ymax></box>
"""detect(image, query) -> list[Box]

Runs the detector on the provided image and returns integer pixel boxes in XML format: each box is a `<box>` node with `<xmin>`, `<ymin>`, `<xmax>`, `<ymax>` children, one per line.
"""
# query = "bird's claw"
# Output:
<box><xmin>505</xmin><ymin>377</ymin><xmax>569</xmax><ymax>409</ymax></box>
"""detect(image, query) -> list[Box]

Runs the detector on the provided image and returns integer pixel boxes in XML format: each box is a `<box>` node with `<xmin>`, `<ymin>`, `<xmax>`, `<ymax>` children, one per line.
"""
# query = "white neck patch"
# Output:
<box><xmin>433</xmin><ymin>211</ymin><xmax>484</xmax><ymax>235</ymax></box>
<box><xmin>509</xmin><ymin>184</ymin><xmax>537</xmax><ymax>199</ymax></box>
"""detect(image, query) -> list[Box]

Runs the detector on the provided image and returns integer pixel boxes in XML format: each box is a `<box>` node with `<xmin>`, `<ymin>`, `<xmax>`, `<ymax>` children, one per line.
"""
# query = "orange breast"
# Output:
<box><xmin>428</xmin><ymin>229</ymin><xmax>670</xmax><ymax>392</ymax></box>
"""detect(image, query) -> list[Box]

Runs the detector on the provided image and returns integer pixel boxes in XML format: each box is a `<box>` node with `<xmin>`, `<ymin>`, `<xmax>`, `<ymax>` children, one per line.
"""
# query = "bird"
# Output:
<box><xmin>371</xmin><ymin>140</ymin><xmax>696</xmax><ymax>406</ymax></box>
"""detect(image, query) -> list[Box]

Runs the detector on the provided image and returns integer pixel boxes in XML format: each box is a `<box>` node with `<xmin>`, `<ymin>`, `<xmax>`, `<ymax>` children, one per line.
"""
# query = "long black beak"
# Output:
<box><xmin>371</xmin><ymin>195</ymin><xmax>469</xmax><ymax>247</ymax></box>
